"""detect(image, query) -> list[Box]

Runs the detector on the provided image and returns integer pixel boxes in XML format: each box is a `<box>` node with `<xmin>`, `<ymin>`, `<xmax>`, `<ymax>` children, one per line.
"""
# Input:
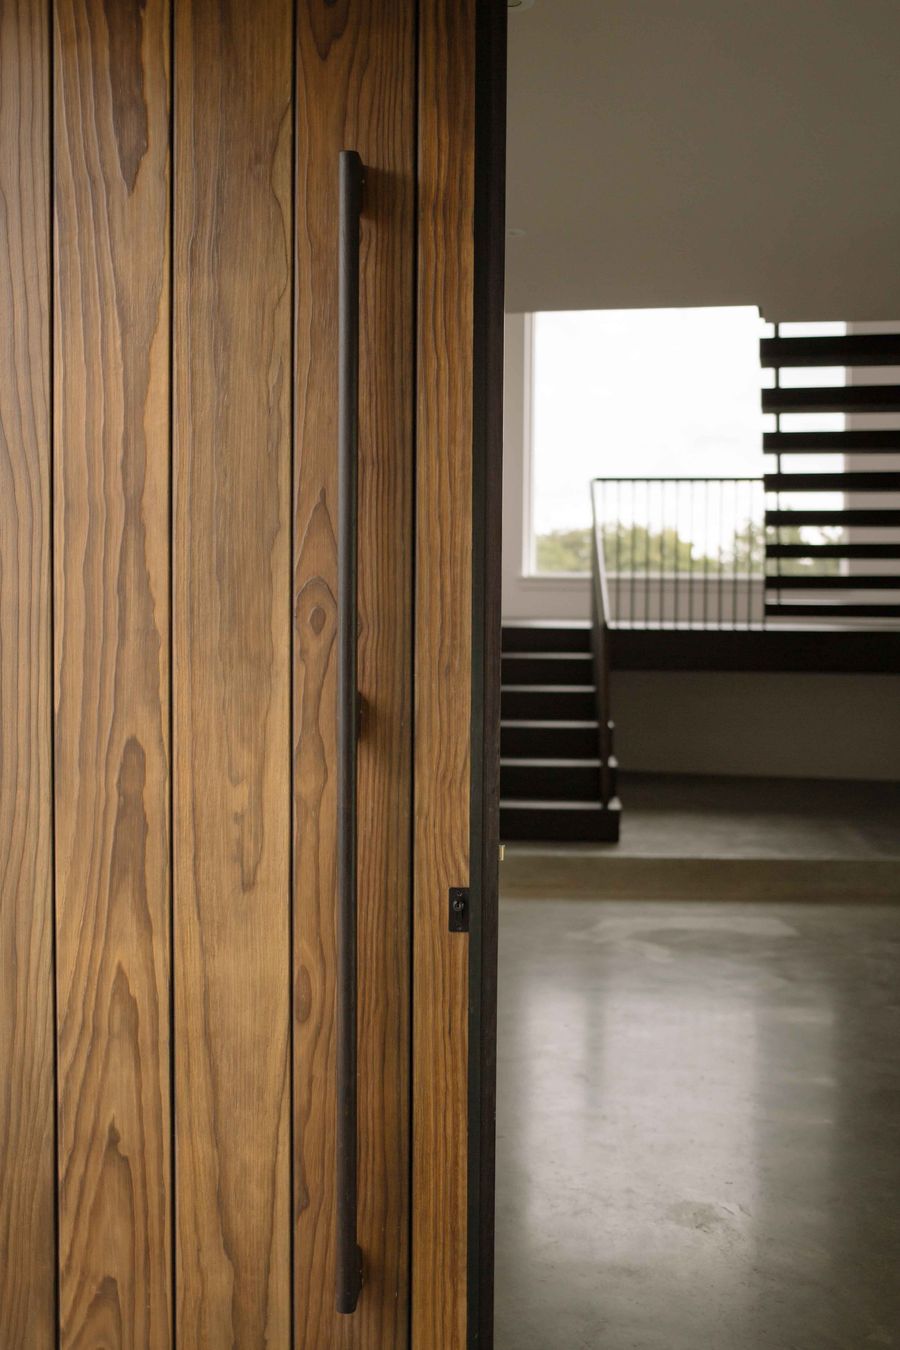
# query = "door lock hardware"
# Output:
<box><xmin>448</xmin><ymin>887</ymin><xmax>469</xmax><ymax>933</ymax></box>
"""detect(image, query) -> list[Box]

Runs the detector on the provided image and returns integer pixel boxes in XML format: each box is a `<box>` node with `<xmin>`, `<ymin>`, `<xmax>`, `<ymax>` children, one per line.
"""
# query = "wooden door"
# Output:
<box><xmin>0</xmin><ymin>1</ymin><xmax>55</xmax><ymax>1344</ymax></box>
<box><xmin>1</xmin><ymin>1</ymin><xmax>503</xmax><ymax>1347</ymax></box>
<box><xmin>173</xmin><ymin>1</ymin><xmax>293</xmax><ymax>1342</ymax></box>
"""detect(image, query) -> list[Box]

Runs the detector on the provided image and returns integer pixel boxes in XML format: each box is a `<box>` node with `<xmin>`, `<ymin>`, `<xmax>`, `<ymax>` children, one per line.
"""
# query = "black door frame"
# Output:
<box><xmin>468</xmin><ymin>2</ymin><xmax>507</xmax><ymax>1345</ymax></box>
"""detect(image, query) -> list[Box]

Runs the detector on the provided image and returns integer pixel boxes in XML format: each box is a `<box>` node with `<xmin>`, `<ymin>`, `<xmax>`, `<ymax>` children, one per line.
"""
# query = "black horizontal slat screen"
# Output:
<box><xmin>760</xmin><ymin>333</ymin><xmax>900</xmax><ymax>367</ymax></box>
<box><xmin>766</xmin><ymin>510</ymin><xmax>900</xmax><ymax>527</ymax></box>
<box><xmin>763</xmin><ymin>386</ymin><xmax>900</xmax><ymax>415</ymax></box>
<box><xmin>763</xmin><ymin>430</ymin><xmax>900</xmax><ymax>454</ymax></box>
<box><xmin>767</xmin><ymin>543</ymin><xmax>900</xmax><ymax>560</ymax></box>
<box><xmin>761</xmin><ymin>324</ymin><xmax>900</xmax><ymax>627</ymax></box>
<box><xmin>763</xmin><ymin>575</ymin><xmax>900</xmax><ymax>591</ymax></box>
<box><xmin>766</xmin><ymin>475</ymin><xmax>900</xmax><ymax>496</ymax></box>
<box><xmin>765</xmin><ymin>603</ymin><xmax>900</xmax><ymax>618</ymax></box>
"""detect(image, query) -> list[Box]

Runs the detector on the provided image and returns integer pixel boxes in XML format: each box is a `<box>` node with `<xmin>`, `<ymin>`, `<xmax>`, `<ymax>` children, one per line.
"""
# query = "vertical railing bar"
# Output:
<box><xmin>718</xmin><ymin>478</ymin><xmax>724</xmax><ymax>628</ymax></box>
<box><xmin>661</xmin><ymin>479</ymin><xmax>666</xmax><ymax>628</ymax></box>
<box><xmin>731</xmin><ymin>481</ymin><xmax>738</xmax><ymax>630</ymax></box>
<box><xmin>753</xmin><ymin>477</ymin><xmax>758</xmax><ymax>628</ymax></box>
<box><xmin>724</xmin><ymin>479</ymin><xmax>729</xmax><ymax>629</ymax></box>
<box><xmin>666</xmin><ymin>477</ymin><xmax>671</xmax><ymax>629</ymax></box>
<box><xmin>645</xmin><ymin>480</ymin><xmax>651</xmax><ymax>627</ymax></box>
<box><xmin>675</xmin><ymin>480</ymin><xmax>680</xmax><ymax>628</ymax></box>
<box><xmin>688</xmin><ymin>480</ymin><xmax>694</xmax><ymax>628</ymax></box>
<box><xmin>682</xmin><ymin>479</ymin><xmax>685</xmax><ymax>627</ymax></box>
<box><xmin>680</xmin><ymin>480</ymin><xmax>685</xmax><ymax>626</ymax></box>
<box><xmin>664</xmin><ymin>479</ymin><xmax>670</xmax><ymax>628</ymax></box>
<box><xmin>703</xmin><ymin>479</ymin><xmax>709</xmax><ymax>627</ymax></box>
<box><xmin>612</xmin><ymin>480</ymin><xmax>620</xmax><ymax>621</ymax></box>
<box><xmin>712</xmin><ymin>478</ymin><xmax>717</xmax><ymax>627</ymax></box>
<box><xmin>746</xmin><ymin>479</ymin><xmax>753</xmax><ymax>628</ymax></box>
<box><xmin>599</xmin><ymin>479</ymin><xmax>604</xmax><ymax>617</ymax></box>
<box><xmin>658</xmin><ymin>479</ymin><xmax>663</xmax><ymax>628</ymax></box>
<box><xmin>668</xmin><ymin>478</ymin><xmax>672</xmax><ymax>628</ymax></box>
<box><xmin>740</xmin><ymin>480</ymin><xmax>746</xmax><ymax>629</ymax></box>
<box><xmin>629</xmin><ymin>478</ymin><xmax>636</xmax><ymax>626</ymax></box>
<box><xmin>755</xmin><ymin>479</ymin><xmax>760</xmax><ymax>626</ymax></box>
<box><xmin>750</xmin><ymin>480</ymin><xmax>755</xmax><ymax>626</ymax></box>
<box><xmin>758</xmin><ymin>479</ymin><xmax>764</xmax><ymax>627</ymax></box>
<box><xmin>605</xmin><ymin>480</ymin><xmax>612</xmax><ymax>621</ymax></box>
<box><xmin>740</xmin><ymin>480</ymin><xmax>745</xmax><ymax>629</ymax></box>
<box><xmin>674</xmin><ymin>479</ymin><xmax>680</xmax><ymax>629</ymax></box>
<box><xmin>724</xmin><ymin>478</ymin><xmax>729</xmax><ymax>629</ymax></box>
<box><xmin>604</xmin><ymin>481</ymin><xmax>609</xmax><ymax>619</ymax></box>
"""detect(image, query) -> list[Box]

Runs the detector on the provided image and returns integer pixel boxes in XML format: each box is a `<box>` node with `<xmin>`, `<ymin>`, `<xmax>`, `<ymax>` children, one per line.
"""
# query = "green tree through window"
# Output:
<box><xmin>535</xmin><ymin>523</ymin><xmax>841</xmax><ymax>575</ymax></box>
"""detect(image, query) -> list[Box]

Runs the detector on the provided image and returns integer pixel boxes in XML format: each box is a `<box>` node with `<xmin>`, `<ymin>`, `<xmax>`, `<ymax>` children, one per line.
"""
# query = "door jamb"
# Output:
<box><xmin>467</xmin><ymin>2</ymin><xmax>507</xmax><ymax>1345</ymax></box>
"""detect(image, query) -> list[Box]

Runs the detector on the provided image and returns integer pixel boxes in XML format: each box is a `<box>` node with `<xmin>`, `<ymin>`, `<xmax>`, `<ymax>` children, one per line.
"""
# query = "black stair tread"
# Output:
<box><xmin>502</xmin><ymin>683</ymin><xmax>595</xmax><ymax>692</ymax></box>
<box><xmin>502</xmin><ymin>621</ymin><xmax>591</xmax><ymax>632</ymax></box>
<box><xmin>502</xmin><ymin>622</ymin><xmax>592</xmax><ymax>653</ymax></box>
<box><xmin>502</xmin><ymin>685</ymin><xmax>598</xmax><ymax>721</ymax></box>
<box><xmin>501</xmin><ymin>718</ymin><xmax>599</xmax><ymax>728</ymax></box>
<box><xmin>502</xmin><ymin>653</ymin><xmax>596</xmax><ymax>684</ymax></box>
<box><xmin>502</xmin><ymin>619</ymin><xmax>591</xmax><ymax>627</ymax></box>
<box><xmin>502</xmin><ymin>720</ymin><xmax>603</xmax><ymax>760</ymax></box>
<box><xmin>499</xmin><ymin>793</ymin><xmax>612</xmax><ymax>804</ymax></box>
<box><xmin>500</xmin><ymin>804</ymin><xmax>620</xmax><ymax>842</ymax></box>
<box><xmin>501</xmin><ymin>756</ymin><xmax>602</xmax><ymax>767</ymax></box>
<box><xmin>503</xmin><ymin>651</ymin><xmax>592</xmax><ymax>659</ymax></box>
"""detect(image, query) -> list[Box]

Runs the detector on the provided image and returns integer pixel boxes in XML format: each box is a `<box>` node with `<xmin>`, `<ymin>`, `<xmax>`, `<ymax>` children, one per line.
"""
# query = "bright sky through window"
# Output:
<box><xmin>531</xmin><ymin>306</ymin><xmax>767</xmax><ymax>538</ymax></box>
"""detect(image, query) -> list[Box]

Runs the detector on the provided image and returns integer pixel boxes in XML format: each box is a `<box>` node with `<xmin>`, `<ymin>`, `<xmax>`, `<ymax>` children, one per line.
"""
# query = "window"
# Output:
<box><xmin>528</xmin><ymin>306</ymin><xmax>770</xmax><ymax>574</ymax></box>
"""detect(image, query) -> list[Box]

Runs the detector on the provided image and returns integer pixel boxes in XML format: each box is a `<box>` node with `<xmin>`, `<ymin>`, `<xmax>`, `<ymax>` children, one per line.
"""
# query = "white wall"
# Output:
<box><xmin>613</xmin><ymin>671</ymin><xmax>900</xmax><ymax>781</ymax></box>
<box><xmin>507</xmin><ymin>1</ymin><xmax>900</xmax><ymax>319</ymax></box>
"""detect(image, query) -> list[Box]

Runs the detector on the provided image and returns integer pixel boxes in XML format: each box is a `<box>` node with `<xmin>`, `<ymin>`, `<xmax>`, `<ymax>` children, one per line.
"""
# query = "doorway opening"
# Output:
<box><xmin>495</xmin><ymin>3</ymin><xmax>900</xmax><ymax>1346</ymax></box>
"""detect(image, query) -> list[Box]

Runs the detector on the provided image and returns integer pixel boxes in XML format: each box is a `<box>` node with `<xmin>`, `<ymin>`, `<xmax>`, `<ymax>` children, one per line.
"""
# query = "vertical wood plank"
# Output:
<box><xmin>173</xmin><ymin>0</ymin><xmax>293</xmax><ymax>1343</ymax></box>
<box><xmin>414</xmin><ymin>0</ymin><xmax>477</xmax><ymax>1344</ymax></box>
<box><xmin>53</xmin><ymin>0</ymin><xmax>172</xmax><ymax>1344</ymax></box>
<box><xmin>294</xmin><ymin>4</ymin><xmax>415</xmax><ymax>1346</ymax></box>
<box><xmin>0</xmin><ymin>0</ymin><xmax>55</xmax><ymax>1343</ymax></box>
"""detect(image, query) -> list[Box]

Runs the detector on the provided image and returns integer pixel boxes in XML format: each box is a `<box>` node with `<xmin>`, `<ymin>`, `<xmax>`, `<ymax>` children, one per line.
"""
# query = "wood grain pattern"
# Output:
<box><xmin>173</xmin><ymin>0</ymin><xmax>293</xmax><ymax>1343</ymax></box>
<box><xmin>0</xmin><ymin>0</ymin><xmax>55</xmax><ymax>1343</ymax></box>
<box><xmin>413</xmin><ymin>0</ymin><xmax>477</xmax><ymax>1344</ymax></box>
<box><xmin>294</xmin><ymin>3</ymin><xmax>415</xmax><ymax>1345</ymax></box>
<box><xmin>54</xmin><ymin>0</ymin><xmax>172</xmax><ymax>1344</ymax></box>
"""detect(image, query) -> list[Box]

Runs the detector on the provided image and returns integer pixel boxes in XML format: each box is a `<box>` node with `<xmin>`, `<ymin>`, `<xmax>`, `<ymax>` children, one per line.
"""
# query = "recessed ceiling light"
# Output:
<box><xmin>508</xmin><ymin>0</ymin><xmax>536</xmax><ymax>10</ymax></box>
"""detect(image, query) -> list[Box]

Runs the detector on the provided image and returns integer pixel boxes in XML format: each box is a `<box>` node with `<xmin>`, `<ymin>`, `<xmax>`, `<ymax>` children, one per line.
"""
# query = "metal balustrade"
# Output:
<box><xmin>591</xmin><ymin>477</ymin><xmax>767</xmax><ymax>629</ymax></box>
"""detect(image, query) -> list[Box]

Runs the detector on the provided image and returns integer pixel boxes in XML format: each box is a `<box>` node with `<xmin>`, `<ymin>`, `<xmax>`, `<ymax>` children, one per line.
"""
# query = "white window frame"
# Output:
<box><xmin>502</xmin><ymin>313</ymin><xmax>591</xmax><ymax>621</ymax></box>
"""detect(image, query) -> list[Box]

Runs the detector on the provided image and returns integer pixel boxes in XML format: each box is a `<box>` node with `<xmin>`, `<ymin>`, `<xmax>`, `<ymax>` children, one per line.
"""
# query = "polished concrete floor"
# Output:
<box><xmin>503</xmin><ymin>776</ymin><xmax>900</xmax><ymax>901</ymax></box>
<box><xmin>614</xmin><ymin>774</ymin><xmax>900</xmax><ymax>860</ymax></box>
<box><xmin>494</xmin><ymin>897</ymin><xmax>900</xmax><ymax>1349</ymax></box>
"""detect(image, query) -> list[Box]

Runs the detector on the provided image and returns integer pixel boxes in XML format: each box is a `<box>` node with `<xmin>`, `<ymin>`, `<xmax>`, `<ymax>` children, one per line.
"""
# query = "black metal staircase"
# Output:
<box><xmin>761</xmin><ymin>327</ymin><xmax>900</xmax><ymax>621</ymax></box>
<box><xmin>499</xmin><ymin>326</ymin><xmax>900</xmax><ymax>844</ymax></box>
<box><xmin>500</xmin><ymin>622</ymin><xmax>620</xmax><ymax>841</ymax></box>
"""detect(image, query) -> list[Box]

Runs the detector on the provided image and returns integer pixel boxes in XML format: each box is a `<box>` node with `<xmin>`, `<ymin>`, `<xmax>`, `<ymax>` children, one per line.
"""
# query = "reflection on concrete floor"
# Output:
<box><xmin>495</xmin><ymin>896</ymin><xmax>900</xmax><ymax>1350</ymax></box>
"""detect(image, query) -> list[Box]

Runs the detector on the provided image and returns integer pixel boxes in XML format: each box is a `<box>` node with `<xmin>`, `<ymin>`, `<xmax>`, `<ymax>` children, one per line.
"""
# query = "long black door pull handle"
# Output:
<box><xmin>336</xmin><ymin>148</ymin><xmax>364</xmax><ymax>1317</ymax></box>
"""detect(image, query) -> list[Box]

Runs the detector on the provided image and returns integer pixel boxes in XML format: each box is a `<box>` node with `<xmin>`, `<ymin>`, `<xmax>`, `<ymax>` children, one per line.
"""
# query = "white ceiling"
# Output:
<box><xmin>505</xmin><ymin>0</ymin><xmax>900</xmax><ymax>319</ymax></box>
